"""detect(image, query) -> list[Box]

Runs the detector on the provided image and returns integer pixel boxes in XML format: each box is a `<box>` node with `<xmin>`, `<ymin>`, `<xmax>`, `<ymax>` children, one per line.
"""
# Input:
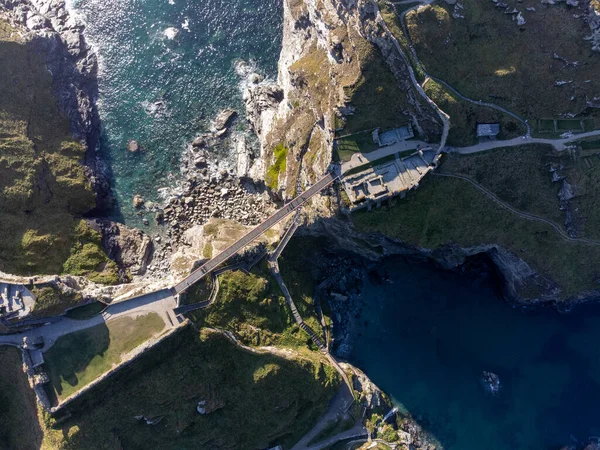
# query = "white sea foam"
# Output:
<box><xmin>163</xmin><ymin>27</ymin><xmax>179</xmax><ymax>40</ymax></box>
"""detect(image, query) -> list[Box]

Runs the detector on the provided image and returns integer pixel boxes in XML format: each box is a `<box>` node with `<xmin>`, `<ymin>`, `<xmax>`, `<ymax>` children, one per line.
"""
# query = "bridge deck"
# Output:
<box><xmin>172</xmin><ymin>173</ymin><xmax>337</xmax><ymax>295</ymax></box>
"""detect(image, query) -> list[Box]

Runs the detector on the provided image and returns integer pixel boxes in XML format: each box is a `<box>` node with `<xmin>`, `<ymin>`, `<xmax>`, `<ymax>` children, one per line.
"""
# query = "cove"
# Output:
<box><xmin>348</xmin><ymin>256</ymin><xmax>600</xmax><ymax>449</ymax></box>
<box><xmin>71</xmin><ymin>0</ymin><xmax>283</xmax><ymax>225</ymax></box>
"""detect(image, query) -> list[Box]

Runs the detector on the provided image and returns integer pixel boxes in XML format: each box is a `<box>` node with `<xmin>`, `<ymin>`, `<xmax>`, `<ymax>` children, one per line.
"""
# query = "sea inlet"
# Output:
<box><xmin>348</xmin><ymin>255</ymin><xmax>600</xmax><ymax>450</ymax></box>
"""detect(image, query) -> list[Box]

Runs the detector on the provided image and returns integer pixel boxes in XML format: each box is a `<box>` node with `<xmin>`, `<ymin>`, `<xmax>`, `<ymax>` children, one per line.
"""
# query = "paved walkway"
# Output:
<box><xmin>449</xmin><ymin>131</ymin><xmax>600</xmax><ymax>154</ymax></box>
<box><xmin>292</xmin><ymin>384</ymin><xmax>364</xmax><ymax>450</ymax></box>
<box><xmin>433</xmin><ymin>172</ymin><xmax>600</xmax><ymax>246</ymax></box>
<box><xmin>0</xmin><ymin>289</ymin><xmax>178</xmax><ymax>351</ymax></box>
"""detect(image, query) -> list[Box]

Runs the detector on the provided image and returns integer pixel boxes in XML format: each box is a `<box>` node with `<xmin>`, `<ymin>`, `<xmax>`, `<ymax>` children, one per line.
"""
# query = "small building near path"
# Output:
<box><xmin>477</xmin><ymin>123</ymin><xmax>500</xmax><ymax>139</ymax></box>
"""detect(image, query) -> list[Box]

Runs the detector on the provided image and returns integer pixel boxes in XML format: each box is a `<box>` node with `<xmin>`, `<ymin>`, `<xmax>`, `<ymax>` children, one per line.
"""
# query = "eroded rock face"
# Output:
<box><xmin>88</xmin><ymin>219</ymin><xmax>153</xmax><ymax>276</ymax></box>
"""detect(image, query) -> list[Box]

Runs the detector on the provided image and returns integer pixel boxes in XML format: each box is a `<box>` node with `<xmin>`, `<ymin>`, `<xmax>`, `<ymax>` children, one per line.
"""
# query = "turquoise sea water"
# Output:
<box><xmin>349</xmin><ymin>257</ymin><xmax>600</xmax><ymax>450</ymax></box>
<box><xmin>72</xmin><ymin>0</ymin><xmax>282</xmax><ymax>224</ymax></box>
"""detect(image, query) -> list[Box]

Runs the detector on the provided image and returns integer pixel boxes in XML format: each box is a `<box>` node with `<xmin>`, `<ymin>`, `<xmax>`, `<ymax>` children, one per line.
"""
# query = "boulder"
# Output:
<box><xmin>212</xmin><ymin>108</ymin><xmax>237</xmax><ymax>131</ymax></box>
<box><xmin>133</xmin><ymin>194</ymin><xmax>145</xmax><ymax>208</ymax></box>
<box><xmin>127</xmin><ymin>139</ymin><xmax>140</xmax><ymax>152</ymax></box>
<box><xmin>192</xmin><ymin>136</ymin><xmax>208</xmax><ymax>148</ymax></box>
<box><xmin>88</xmin><ymin>219</ymin><xmax>153</xmax><ymax>276</ymax></box>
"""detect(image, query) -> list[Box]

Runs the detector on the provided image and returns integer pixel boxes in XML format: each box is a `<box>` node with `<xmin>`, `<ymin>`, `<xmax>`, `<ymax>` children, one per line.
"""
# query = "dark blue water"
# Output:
<box><xmin>349</xmin><ymin>257</ymin><xmax>600</xmax><ymax>449</ymax></box>
<box><xmin>70</xmin><ymin>0</ymin><xmax>282</xmax><ymax>224</ymax></box>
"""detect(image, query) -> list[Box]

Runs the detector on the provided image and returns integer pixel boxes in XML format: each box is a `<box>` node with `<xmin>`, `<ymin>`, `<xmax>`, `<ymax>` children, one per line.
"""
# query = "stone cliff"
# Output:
<box><xmin>303</xmin><ymin>216</ymin><xmax>599</xmax><ymax>309</ymax></box>
<box><xmin>245</xmin><ymin>0</ymin><xmax>443</xmax><ymax>200</ymax></box>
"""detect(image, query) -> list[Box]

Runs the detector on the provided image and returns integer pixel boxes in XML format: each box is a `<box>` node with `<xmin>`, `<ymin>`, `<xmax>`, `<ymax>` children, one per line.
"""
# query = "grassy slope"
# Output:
<box><xmin>192</xmin><ymin>260</ymin><xmax>322</xmax><ymax>349</ymax></box>
<box><xmin>405</xmin><ymin>0</ymin><xmax>600</xmax><ymax>122</ymax></box>
<box><xmin>424</xmin><ymin>79</ymin><xmax>526</xmax><ymax>146</ymax></box>
<box><xmin>44</xmin><ymin>313</ymin><xmax>165</xmax><ymax>400</ymax></box>
<box><xmin>352</xmin><ymin>146</ymin><xmax>600</xmax><ymax>298</ymax></box>
<box><xmin>44</xmin><ymin>328</ymin><xmax>339</xmax><ymax>450</ymax></box>
<box><xmin>0</xmin><ymin>20</ymin><xmax>116</xmax><ymax>282</ymax></box>
<box><xmin>31</xmin><ymin>285</ymin><xmax>85</xmax><ymax>318</ymax></box>
<box><xmin>341</xmin><ymin>39</ymin><xmax>411</xmax><ymax>135</ymax></box>
<box><xmin>441</xmin><ymin>145</ymin><xmax>566</xmax><ymax>224</ymax></box>
<box><xmin>0</xmin><ymin>347</ymin><xmax>44</xmax><ymax>450</ymax></box>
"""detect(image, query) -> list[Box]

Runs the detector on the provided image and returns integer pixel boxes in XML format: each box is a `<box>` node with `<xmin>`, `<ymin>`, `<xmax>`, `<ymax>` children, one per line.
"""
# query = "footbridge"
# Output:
<box><xmin>172</xmin><ymin>172</ymin><xmax>338</xmax><ymax>295</ymax></box>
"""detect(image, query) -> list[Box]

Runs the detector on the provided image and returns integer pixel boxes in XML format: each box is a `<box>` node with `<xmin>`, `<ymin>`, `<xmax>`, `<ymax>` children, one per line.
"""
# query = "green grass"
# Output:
<box><xmin>405</xmin><ymin>0</ymin><xmax>600</xmax><ymax>121</ymax></box>
<box><xmin>538</xmin><ymin>119</ymin><xmax>556</xmax><ymax>133</ymax></box>
<box><xmin>424</xmin><ymin>79</ymin><xmax>526</xmax><ymax>146</ymax></box>
<box><xmin>44</xmin><ymin>327</ymin><xmax>339</xmax><ymax>450</ymax></box>
<box><xmin>64</xmin><ymin>301</ymin><xmax>107</xmax><ymax>320</ymax></box>
<box><xmin>556</xmin><ymin>119</ymin><xmax>582</xmax><ymax>131</ymax></box>
<box><xmin>44</xmin><ymin>313</ymin><xmax>166</xmax><ymax>401</ymax></box>
<box><xmin>0</xmin><ymin>21</ymin><xmax>117</xmax><ymax>281</ymax></box>
<box><xmin>440</xmin><ymin>145</ymin><xmax>566</xmax><ymax>225</ymax></box>
<box><xmin>266</xmin><ymin>143</ymin><xmax>288</xmax><ymax>190</ymax></box>
<box><xmin>442</xmin><ymin>144</ymin><xmax>600</xmax><ymax>243</ymax></box>
<box><xmin>341</xmin><ymin>39</ymin><xmax>411</xmax><ymax>134</ymax></box>
<box><xmin>579</xmin><ymin>139</ymin><xmax>600</xmax><ymax>150</ymax></box>
<box><xmin>352</xmin><ymin>172</ymin><xmax>600</xmax><ymax>299</ymax></box>
<box><xmin>31</xmin><ymin>285</ymin><xmax>85</xmax><ymax>318</ymax></box>
<box><xmin>335</xmin><ymin>132</ymin><xmax>378</xmax><ymax>162</ymax></box>
<box><xmin>0</xmin><ymin>347</ymin><xmax>44</xmax><ymax>450</ymax></box>
<box><xmin>192</xmin><ymin>268</ymin><xmax>313</xmax><ymax>348</ymax></box>
<box><xmin>61</xmin><ymin>220</ymin><xmax>120</xmax><ymax>285</ymax></box>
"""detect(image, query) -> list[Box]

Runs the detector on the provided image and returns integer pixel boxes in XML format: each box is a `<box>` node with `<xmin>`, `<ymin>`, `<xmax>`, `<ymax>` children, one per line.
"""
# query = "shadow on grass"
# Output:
<box><xmin>44</xmin><ymin>322</ymin><xmax>110</xmax><ymax>400</ymax></box>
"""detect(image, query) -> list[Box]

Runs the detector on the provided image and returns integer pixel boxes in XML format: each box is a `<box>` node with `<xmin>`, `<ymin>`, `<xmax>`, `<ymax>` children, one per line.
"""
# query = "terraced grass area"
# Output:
<box><xmin>405</xmin><ymin>0</ymin><xmax>600</xmax><ymax>121</ymax></box>
<box><xmin>0</xmin><ymin>20</ymin><xmax>115</xmax><ymax>281</ymax></box>
<box><xmin>352</xmin><ymin>146</ymin><xmax>600</xmax><ymax>299</ymax></box>
<box><xmin>44</xmin><ymin>313</ymin><xmax>166</xmax><ymax>401</ymax></box>
<box><xmin>0</xmin><ymin>347</ymin><xmax>44</xmax><ymax>450</ymax></box>
<box><xmin>335</xmin><ymin>131</ymin><xmax>378</xmax><ymax>162</ymax></box>
<box><xmin>43</xmin><ymin>327</ymin><xmax>339</xmax><ymax>450</ymax></box>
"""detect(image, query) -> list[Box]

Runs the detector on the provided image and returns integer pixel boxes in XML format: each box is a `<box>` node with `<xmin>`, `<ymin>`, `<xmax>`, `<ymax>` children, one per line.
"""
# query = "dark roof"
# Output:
<box><xmin>477</xmin><ymin>123</ymin><xmax>500</xmax><ymax>137</ymax></box>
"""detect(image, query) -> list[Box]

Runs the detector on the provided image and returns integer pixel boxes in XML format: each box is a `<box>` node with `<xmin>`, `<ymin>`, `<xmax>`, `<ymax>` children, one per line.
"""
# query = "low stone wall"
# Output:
<box><xmin>47</xmin><ymin>320</ymin><xmax>189</xmax><ymax>413</ymax></box>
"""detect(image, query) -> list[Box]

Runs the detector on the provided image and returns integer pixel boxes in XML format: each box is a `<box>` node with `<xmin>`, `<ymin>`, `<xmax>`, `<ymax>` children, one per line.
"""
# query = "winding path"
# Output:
<box><xmin>375</xmin><ymin>10</ymin><xmax>450</xmax><ymax>153</ymax></box>
<box><xmin>432</xmin><ymin>172</ymin><xmax>600</xmax><ymax>246</ymax></box>
<box><xmin>389</xmin><ymin>0</ymin><xmax>533</xmax><ymax>137</ymax></box>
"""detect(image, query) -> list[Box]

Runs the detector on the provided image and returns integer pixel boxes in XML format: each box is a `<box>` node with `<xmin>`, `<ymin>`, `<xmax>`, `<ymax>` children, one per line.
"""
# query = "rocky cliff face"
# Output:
<box><xmin>244</xmin><ymin>0</ymin><xmax>442</xmax><ymax>199</ymax></box>
<box><xmin>304</xmin><ymin>216</ymin><xmax>600</xmax><ymax>309</ymax></box>
<box><xmin>0</xmin><ymin>0</ymin><xmax>112</xmax><ymax>209</ymax></box>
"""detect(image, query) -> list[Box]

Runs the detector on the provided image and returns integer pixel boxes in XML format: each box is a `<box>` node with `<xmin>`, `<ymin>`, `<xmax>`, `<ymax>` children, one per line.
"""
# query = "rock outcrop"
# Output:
<box><xmin>243</xmin><ymin>0</ymin><xmax>442</xmax><ymax>199</ymax></box>
<box><xmin>303</xmin><ymin>216</ymin><xmax>594</xmax><ymax>308</ymax></box>
<box><xmin>88</xmin><ymin>219</ymin><xmax>153</xmax><ymax>277</ymax></box>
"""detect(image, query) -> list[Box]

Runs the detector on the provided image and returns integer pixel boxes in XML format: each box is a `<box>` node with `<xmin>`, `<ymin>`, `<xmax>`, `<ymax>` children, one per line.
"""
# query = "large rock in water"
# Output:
<box><xmin>212</xmin><ymin>108</ymin><xmax>238</xmax><ymax>131</ymax></box>
<box><xmin>88</xmin><ymin>219</ymin><xmax>153</xmax><ymax>276</ymax></box>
